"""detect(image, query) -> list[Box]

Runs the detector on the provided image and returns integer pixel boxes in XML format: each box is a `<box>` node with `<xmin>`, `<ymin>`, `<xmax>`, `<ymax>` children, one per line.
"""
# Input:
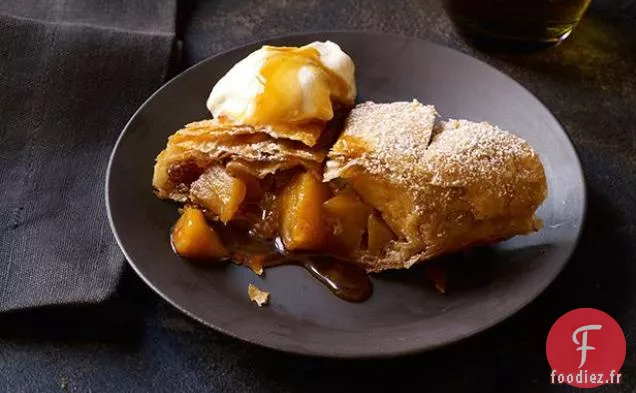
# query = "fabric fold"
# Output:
<box><xmin>0</xmin><ymin>0</ymin><xmax>179</xmax><ymax>311</ymax></box>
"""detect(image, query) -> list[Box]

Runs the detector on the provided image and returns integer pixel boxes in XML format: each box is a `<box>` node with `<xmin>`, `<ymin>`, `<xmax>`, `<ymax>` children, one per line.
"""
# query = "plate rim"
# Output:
<box><xmin>105</xmin><ymin>31</ymin><xmax>587</xmax><ymax>358</ymax></box>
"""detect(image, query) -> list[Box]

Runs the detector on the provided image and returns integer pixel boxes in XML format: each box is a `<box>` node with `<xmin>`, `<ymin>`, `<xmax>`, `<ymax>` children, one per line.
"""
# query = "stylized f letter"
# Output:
<box><xmin>573</xmin><ymin>324</ymin><xmax>602</xmax><ymax>368</ymax></box>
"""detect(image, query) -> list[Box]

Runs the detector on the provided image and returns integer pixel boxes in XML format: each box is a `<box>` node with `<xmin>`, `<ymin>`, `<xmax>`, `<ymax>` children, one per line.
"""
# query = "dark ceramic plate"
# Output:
<box><xmin>106</xmin><ymin>32</ymin><xmax>585</xmax><ymax>357</ymax></box>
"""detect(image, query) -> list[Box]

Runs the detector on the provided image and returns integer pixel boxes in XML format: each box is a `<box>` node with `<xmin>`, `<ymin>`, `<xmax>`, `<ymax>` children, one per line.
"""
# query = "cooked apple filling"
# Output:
<box><xmin>164</xmin><ymin>162</ymin><xmax>398</xmax><ymax>262</ymax></box>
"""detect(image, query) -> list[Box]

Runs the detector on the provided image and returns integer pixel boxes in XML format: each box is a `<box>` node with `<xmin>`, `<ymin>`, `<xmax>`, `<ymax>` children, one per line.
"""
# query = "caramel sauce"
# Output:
<box><xmin>254</xmin><ymin>253</ymin><xmax>373</xmax><ymax>303</ymax></box>
<box><xmin>300</xmin><ymin>255</ymin><xmax>372</xmax><ymax>302</ymax></box>
<box><xmin>247</xmin><ymin>46</ymin><xmax>351</xmax><ymax>125</ymax></box>
<box><xmin>209</xmin><ymin>224</ymin><xmax>373</xmax><ymax>303</ymax></box>
<box><xmin>333</xmin><ymin>135</ymin><xmax>371</xmax><ymax>159</ymax></box>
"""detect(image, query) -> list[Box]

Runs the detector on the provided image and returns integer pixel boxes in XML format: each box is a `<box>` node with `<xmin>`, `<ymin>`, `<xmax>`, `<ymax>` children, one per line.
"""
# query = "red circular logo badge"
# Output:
<box><xmin>546</xmin><ymin>308</ymin><xmax>626</xmax><ymax>388</ymax></box>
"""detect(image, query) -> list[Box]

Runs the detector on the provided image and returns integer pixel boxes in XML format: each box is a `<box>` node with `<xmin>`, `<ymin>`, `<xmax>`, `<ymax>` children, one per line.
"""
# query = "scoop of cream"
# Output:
<box><xmin>206</xmin><ymin>41</ymin><xmax>356</xmax><ymax>125</ymax></box>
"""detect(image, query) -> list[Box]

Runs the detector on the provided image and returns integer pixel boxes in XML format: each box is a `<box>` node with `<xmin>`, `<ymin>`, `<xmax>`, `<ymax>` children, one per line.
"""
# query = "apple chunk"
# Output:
<box><xmin>190</xmin><ymin>165</ymin><xmax>247</xmax><ymax>223</ymax></box>
<box><xmin>278</xmin><ymin>171</ymin><xmax>331</xmax><ymax>250</ymax></box>
<box><xmin>323</xmin><ymin>190</ymin><xmax>370</xmax><ymax>255</ymax></box>
<box><xmin>171</xmin><ymin>207</ymin><xmax>228</xmax><ymax>260</ymax></box>
<box><xmin>367</xmin><ymin>213</ymin><xmax>395</xmax><ymax>255</ymax></box>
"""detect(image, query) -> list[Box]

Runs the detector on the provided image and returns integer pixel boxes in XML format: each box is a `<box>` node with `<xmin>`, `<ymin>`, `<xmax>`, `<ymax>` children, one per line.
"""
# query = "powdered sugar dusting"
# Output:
<box><xmin>425</xmin><ymin>119</ymin><xmax>538</xmax><ymax>188</ymax></box>
<box><xmin>327</xmin><ymin>100</ymin><xmax>437</xmax><ymax>184</ymax></box>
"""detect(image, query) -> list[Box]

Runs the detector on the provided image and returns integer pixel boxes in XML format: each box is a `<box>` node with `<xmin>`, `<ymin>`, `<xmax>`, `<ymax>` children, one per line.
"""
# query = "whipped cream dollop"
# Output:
<box><xmin>206</xmin><ymin>41</ymin><xmax>356</xmax><ymax>125</ymax></box>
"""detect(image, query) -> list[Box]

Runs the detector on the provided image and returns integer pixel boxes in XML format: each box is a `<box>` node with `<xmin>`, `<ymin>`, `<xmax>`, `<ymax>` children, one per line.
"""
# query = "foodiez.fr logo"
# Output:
<box><xmin>546</xmin><ymin>308</ymin><xmax>626</xmax><ymax>388</ymax></box>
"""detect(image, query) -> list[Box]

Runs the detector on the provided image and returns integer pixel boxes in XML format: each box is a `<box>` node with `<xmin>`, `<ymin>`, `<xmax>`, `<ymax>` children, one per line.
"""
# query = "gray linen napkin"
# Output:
<box><xmin>0</xmin><ymin>0</ymin><xmax>178</xmax><ymax>311</ymax></box>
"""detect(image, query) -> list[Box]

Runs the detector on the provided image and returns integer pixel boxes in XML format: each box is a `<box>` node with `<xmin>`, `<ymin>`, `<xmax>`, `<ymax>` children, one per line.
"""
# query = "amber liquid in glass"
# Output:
<box><xmin>444</xmin><ymin>0</ymin><xmax>591</xmax><ymax>44</ymax></box>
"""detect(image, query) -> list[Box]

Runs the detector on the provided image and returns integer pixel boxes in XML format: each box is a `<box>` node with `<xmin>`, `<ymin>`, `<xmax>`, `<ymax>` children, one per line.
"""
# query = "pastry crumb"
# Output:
<box><xmin>247</xmin><ymin>255</ymin><xmax>265</xmax><ymax>276</ymax></box>
<box><xmin>232</xmin><ymin>253</ymin><xmax>265</xmax><ymax>276</ymax></box>
<box><xmin>248</xmin><ymin>283</ymin><xmax>270</xmax><ymax>306</ymax></box>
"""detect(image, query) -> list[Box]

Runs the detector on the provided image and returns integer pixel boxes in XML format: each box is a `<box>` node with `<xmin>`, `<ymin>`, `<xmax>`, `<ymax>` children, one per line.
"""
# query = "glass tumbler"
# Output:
<box><xmin>444</xmin><ymin>0</ymin><xmax>592</xmax><ymax>45</ymax></box>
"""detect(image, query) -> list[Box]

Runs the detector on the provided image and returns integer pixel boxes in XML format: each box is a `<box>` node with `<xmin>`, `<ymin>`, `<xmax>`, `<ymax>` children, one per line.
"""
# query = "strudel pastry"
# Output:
<box><xmin>154</xmin><ymin>100</ymin><xmax>547</xmax><ymax>273</ymax></box>
<box><xmin>325</xmin><ymin>101</ymin><xmax>547</xmax><ymax>272</ymax></box>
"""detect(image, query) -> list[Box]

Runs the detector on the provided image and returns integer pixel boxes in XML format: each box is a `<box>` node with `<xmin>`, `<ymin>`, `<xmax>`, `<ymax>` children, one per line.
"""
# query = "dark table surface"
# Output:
<box><xmin>2</xmin><ymin>0</ymin><xmax>636</xmax><ymax>392</ymax></box>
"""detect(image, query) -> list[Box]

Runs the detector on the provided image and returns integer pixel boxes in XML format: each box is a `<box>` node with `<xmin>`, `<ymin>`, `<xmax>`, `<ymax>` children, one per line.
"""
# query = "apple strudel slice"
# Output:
<box><xmin>325</xmin><ymin>101</ymin><xmax>547</xmax><ymax>272</ymax></box>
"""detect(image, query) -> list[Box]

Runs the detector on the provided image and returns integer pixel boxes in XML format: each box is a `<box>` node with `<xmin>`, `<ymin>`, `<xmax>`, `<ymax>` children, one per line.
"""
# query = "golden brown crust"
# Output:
<box><xmin>327</xmin><ymin>102</ymin><xmax>548</xmax><ymax>272</ymax></box>
<box><xmin>152</xmin><ymin>119</ymin><xmax>325</xmax><ymax>202</ymax></box>
<box><xmin>215</xmin><ymin>117</ymin><xmax>326</xmax><ymax>147</ymax></box>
